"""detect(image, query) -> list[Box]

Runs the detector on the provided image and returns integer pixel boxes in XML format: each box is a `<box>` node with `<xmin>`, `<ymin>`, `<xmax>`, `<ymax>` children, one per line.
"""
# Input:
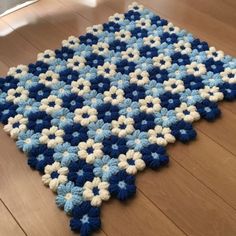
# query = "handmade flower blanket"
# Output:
<box><xmin>1</xmin><ymin>2</ymin><xmax>236</xmax><ymax>235</ymax></box>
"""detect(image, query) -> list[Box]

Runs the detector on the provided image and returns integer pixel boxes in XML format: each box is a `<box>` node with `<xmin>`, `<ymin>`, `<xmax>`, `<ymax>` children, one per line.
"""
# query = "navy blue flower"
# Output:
<box><xmin>141</xmin><ymin>144</ymin><xmax>169</xmax><ymax>169</ymax></box>
<box><xmin>191</xmin><ymin>39</ymin><xmax>209</xmax><ymax>52</ymax></box>
<box><xmin>109</xmin><ymin>170</ymin><xmax>136</xmax><ymax>201</ymax></box>
<box><xmin>139</xmin><ymin>45</ymin><xmax>158</xmax><ymax>58</ymax></box>
<box><xmin>109</xmin><ymin>40</ymin><xmax>127</xmax><ymax>53</ymax></box>
<box><xmin>182</xmin><ymin>75</ymin><xmax>204</xmax><ymax>90</ymax></box>
<box><xmin>0</xmin><ymin>102</ymin><xmax>18</xmax><ymax>124</ymax></box>
<box><xmin>204</xmin><ymin>58</ymin><xmax>224</xmax><ymax>73</ymax></box>
<box><xmin>116</xmin><ymin>59</ymin><xmax>136</xmax><ymax>75</ymax></box>
<box><xmin>85</xmin><ymin>53</ymin><xmax>104</xmax><ymax>68</ymax></box>
<box><xmin>97</xmin><ymin>103</ymin><xmax>119</xmax><ymax>123</ymax></box>
<box><xmin>90</xmin><ymin>75</ymin><xmax>110</xmax><ymax>93</ymax></box>
<box><xmin>64</xmin><ymin>123</ymin><xmax>88</xmax><ymax>145</ymax></box>
<box><xmin>218</xmin><ymin>83</ymin><xmax>236</xmax><ymax>101</ymax></box>
<box><xmin>171</xmin><ymin>120</ymin><xmax>197</xmax><ymax>143</ymax></box>
<box><xmin>62</xmin><ymin>93</ymin><xmax>84</xmax><ymax>112</ymax></box>
<box><xmin>55</xmin><ymin>47</ymin><xmax>75</xmax><ymax>60</ymax></box>
<box><xmin>28</xmin><ymin>61</ymin><xmax>49</xmax><ymax>76</ymax></box>
<box><xmin>148</xmin><ymin>67</ymin><xmax>168</xmax><ymax>83</ymax></box>
<box><xmin>59</xmin><ymin>69</ymin><xmax>79</xmax><ymax>84</ymax></box>
<box><xmin>103</xmin><ymin>22</ymin><xmax>120</xmax><ymax>33</ymax></box>
<box><xmin>195</xmin><ymin>99</ymin><xmax>221</xmax><ymax>121</ymax></box>
<box><xmin>133</xmin><ymin>112</ymin><xmax>155</xmax><ymax>132</ymax></box>
<box><xmin>171</xmin><ymin>52</ymin><xmax>190</xmax><ymax>66</ymax></box>
<box><xmin>161</xmin><ymin>32</ymin><xmax>178</xmax><ymax>44</ymax></box>
<box><xmin>68</xmin><ymin>160</ymin><xmax>94</xmax><ymax>187</ymax></box>
<box><xmin>131</xmin><ymin>27</ymin><xmax>148</xmax><ymax>38</ymax></box>
<box><xmin>29</xmin><ymin>83</ymin><xmax>51</xmax><ymax>102</ymax></box>
<box><xmin>102</xmin><ymin>135</ymin><xmax>128</xmax><ymax>158</ymax></box>
<box><xmin>0</xmin><ymin>76</ymin><xmax>18</xmax><ymax>92</ymax></box>
<box><xmin>160</xmin><ymin>92</ymin><xmax>181</xmax><ymax>109</ymax></box>
<box><xmin>124</xmin><ymin>10</ymin><xmax>141</xmax><ymax>21</ymax></box>
<box><xmin>27</xmin><ymin>111</ymin><xmax>52</xmax><ymax>132</ymax></box>
<box><xmin>70</xmin><ymin>201</ymin><xmax>101</xmax><ymax>236</ymax></box>
<box><xmin>79</xmin><ymin>33</ymin><xmax>98</xmax><ymax>46</ymax></box>
<box><xmin>151</xmin><ymin>16</ymin><xmax>168</xmax><ymax>27</ymax></box>
<box><xmin>124</xmin><ymin>84</ymin><xmax>146</xmax><ymax>101</ymax></box>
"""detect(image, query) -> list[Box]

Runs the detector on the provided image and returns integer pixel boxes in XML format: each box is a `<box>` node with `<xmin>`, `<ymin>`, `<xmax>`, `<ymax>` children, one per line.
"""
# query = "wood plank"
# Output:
<box><xmin>0</xmin><ymin>200</ymin><xmax>25</xmax><ymax>236</ymax></box>
<box><xmin>0</xmin><ymin>60</ymin><xmax>9</xmax><ymax>77</ymax></box>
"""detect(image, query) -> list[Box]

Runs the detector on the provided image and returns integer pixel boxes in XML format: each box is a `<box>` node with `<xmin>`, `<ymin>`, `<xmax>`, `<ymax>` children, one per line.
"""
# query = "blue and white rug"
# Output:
<box><xmin>0</xmin><ymin>2</ymin><xmax>236</xmax><ymax>235</ymax></box>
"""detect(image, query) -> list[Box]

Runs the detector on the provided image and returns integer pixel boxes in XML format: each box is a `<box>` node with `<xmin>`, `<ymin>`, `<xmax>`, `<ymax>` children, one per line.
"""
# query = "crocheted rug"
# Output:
<box><xmin>1</xmin><ymin>2</ymin><xmax>236</xmax><ymax>235</ymax></box>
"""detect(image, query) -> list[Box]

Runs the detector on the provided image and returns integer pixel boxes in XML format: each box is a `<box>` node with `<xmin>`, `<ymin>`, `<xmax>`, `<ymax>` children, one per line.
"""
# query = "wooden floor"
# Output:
<box><xmin>0</xmin><ymin>0</ymin><xmax>236</xmax><ymax>235</ymax></box>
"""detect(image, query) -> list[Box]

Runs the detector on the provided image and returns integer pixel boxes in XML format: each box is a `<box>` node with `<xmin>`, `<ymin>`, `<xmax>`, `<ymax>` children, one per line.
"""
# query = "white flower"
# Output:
<box><xmin>37</xmin><ymin>49</ymin><xmax>56</xmax><ymax>64</ymax></box>
<box><xmin>199</xmin><ymin>86</ymin><xmax>224</xmax><ymax>102</ymax></box>
<box><xmin>83</xmin><ymin>177</ymin><xmax>110</xmax><ymax>206</ymax></box>
<box><xmin>163</xmin><ymin>78</ymin><xmax>185</xmax><ymax>94</ymax></box>
<box><xmin>121</xmin><ymin>48</ymin><xmax>140</xmax><ymax>62</ymax></box>
<box><xmin>92</xmin><ymin>42</ymin><xmax>109</xmax><ymax>55</ymax></box>
<box><xmin>143</xmin><ymin>35</ymin><xmax>161</xmax><ymax>47</ymax></box>
<box><xmin>62</xmin><ymin>36</ymin><xmax>80</xmax><ymax>49</ymax></box>
<box><xmin>109</xmin><ymin>13</ymin><xmax>124</xmax><ymax>22</ymax></box>
<box><xmin>175</xmin><ymin>103</ymin><xmax>200</xmax><ymax>123</ymax></box>
<box><xmin>136</xmin><ymin>18</ymin><xmax>151</xmax><ymax>28</ymax></box>
<box><xmin>97</xmin><ymin>62</ymin><xmax>117</xmax><ymax>78</ymax></box>
<box><xmin>71</xmin><ymin>78</ymin><xmax>91</xmax><ymax>96</ymax></box>
<box><xmin>39</xmin><ymin>70</ymin><xmax>59</xmax><ymax>87</ymax></box>
<box><xmin>114</xmin><ymin>29</ymin><xmax>131</xmax><ymax>42</ymax></box>
<box><xmin>42</xmin><ymin>162</ymin><xmax>68</xmax><ymax>192</ymax></box>
<box><xmin>67</xmin><ymin>55</ymin><xmax>86</xmax><ymax>71</ymax></box>
<box><xmin>148</xmin><ymin>126</ymin><xmax>175</xmax><ymax>146</ymax></box>
<box><xmin>128</xmin><ymin>2</ymin><xmax>144</xmax><ymax>11</ymax></box>
<box><xmin>206</xmin><ymin>47</ymin><xmax>224</xmax><ymax>61</ymax></box>
<box><xmin>118</xmin><ymin>150</ymin><xmax>145</xmax><ymax>175</ymax></box>
<box><xmin>86</xmin><ymin>24</ymin><xmax>103</xmax><ymax>35</ymax></box>
<box><xmin>174</xmin><ymin>40</ymin><xmax>192</xmax><ymax>54</ymax></box>
<box><xmin>7</xmin><ymin>65</ymin><xmax>28</xmax><ymax>79</ymax></box>
<box><xmin>6</xmin><ymin>86</ymin><xmax>29</xmax><ymax>104</ymax></box>
<box><xmin>78</xmin><ymin>139</ymin><xmax>103</xmax><ymax>164</ymax></box>
<box><xmin>153</xmin><ymin>54</ymin><xmax>172</xmax><ymax>69</ymax></box>
<box><xmin>129</xmin><ymin>69</ymin><xmax>149</xmax><ymax>86</ymax></box>
<box><xmin>4</xmin><ymin>114</ymin><xmax>28</xmax><ymax>139</ymax></box>
<box><xmin>220</xmin><ymin>68</ymin><xmax>236</xmax><ymax>84</ymax></box>
<box><xmin>40</xmin><ymin>95</ymin><xmax>62</xmax><ymax>114</ymax></box>
<box><xmin>139</xmin><ymin>96</ymin><xmax>161</xmax><ymax>113</ymax></box>
<box><xmin>74</xmin><ymin>106</ymin><xmax>97</xmax><ymax>126</ymax></box>
<box><xmin>186</xmin><ymin>62</ymin><xmax>206</xmax><ymax>76</ymax></box>
<box><xmin>39</xmin><ymin>126</ymin><xmax>64</xmax><ymax>148</ymax></box>
<box><xmin>111</xmin><ymin>115</ymin><xmax>134</xmax><ymax>137</ymax></box>
<box><xmin>104</xmin><ymin>86</ymin><xmax>124</xmax><ymax>105</ymax></box>
<box><xmin>163</xmin><ymin>22</ymin><xmax>180</xmax><ymax>34</ymax></box>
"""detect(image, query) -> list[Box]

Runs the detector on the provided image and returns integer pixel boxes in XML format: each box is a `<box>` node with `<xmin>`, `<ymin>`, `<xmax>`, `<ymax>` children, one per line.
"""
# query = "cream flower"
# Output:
<box><xmin>111</xmin><ymin>115</ymin><xmax>134</xmax><ymax>137</ymax></box>
<box><xmin>163</xmin><ymin>78</ymin><xmax>185</xmax><ymax>94</ymax></box>
<box><xmin>199</xmin><ymin>86</ymin><xmax>224</xmax><ymax>102</ymax></box>
<box><xmin>37</xmin><ymin>49</ymin><xmax>56</xmax><ymax>64</ymax></box>
<box><xmin>153</xmin><ymin>54</ymin><xmax>172</xmax><ymax>69</ymax></box>
<box><xmin>97</xmin><ymin>62</ymin><xmax>117</xmax><ymax>78</ymax></box>
<box><xmin>71</xmin><ymin>78</ymin><xmax>91</xmax><ymax>96</ymax></box>
<box><xmin>104</xmin><ymin>86</ymin><xmax>124</xmax><ymax>105</ymax></box>
<box><xmin>78</xmin><ymin>139</ymin><xmax>103</xmax><ymax>164</ymax></box>
<box><xmin>114</xmin><ymin>29</ymin><xmax>131</xmax><ymax>42</ymax></box>
<box><xmin>220</xmin><ymin>68</ymin><xmax>236</xmax><ymax>84</ymax></box>
<box><xmin>4</xmin><ymin>114</ymin><xmax>28</xmax><ymax>139</ymax></box>
<box><xmin>39</xmin><ymin>70</ymin><xmax>59</xmax><ymax>87</ymax></box>
<box><xmin>40</xmin><ymin>95</ymin><xmax>62</xmax><ymax>114</ymax></box>
<box><xmin>86</xmin><ymin>24</ymin><xmax>103</xmax><ymax>35</ymax></box>
<box><xmin>92</xmin><ymin>42</ymin><xmax>109</xmax><ymax>55</ymax></box>
<box><xmin>109</xmin><ymin>13</ymin><xmax>125</xmax><ymax>22</ymax></box>
<box><xmin>174</xmin><ymin>40</ymin><xmax>192</xmax><ymax>54</ymax></box>
<box><xmin>118</xmin><ymin>150</ymin><xmax>145</xmax><ymax>175</ymax></box>
<box><xmin>186</xmin><ymin>62</ymin><xmax>206</xmax><ymax>76</ymax></box>
<box><xmin>67</xmin><ymin>55</ymin><xmax>86</xmax><ymax>71</ymax></box>
<box><xmin>129</xmin><ymin>69</ymin><xmax>149</xmax><ymax>86</ymax></box>
<box><xmin>7</xmin><ymin>65</ymin><xmax>28</xmax><ymax>79</ymax></box>
<box><xmin>39</xmin><ymin>126</ymin><xmax>64</xmax><ymax>148</ymax></box>
<box><xmin>62</xmin><ymin>36</ymin><xmax>80</xmax><ymax>49</ymax></box>
<box><xmin>83</xmin><ymin>177</ymin><xmax>110</xmax><ymax>206</ymax></box>
<box><xmin>6</xmin><ymin>86</ymin><xmax>29</xmax><ymax>104</ymax></box>
<box><xmin>206</xmin><ymin>47</ymin><xmax>224</xmax><ymax>61</ymax></box>
<box><xmin>175</xmin><ymin>103</ymin><xmax>200</xmax><ymax>123</ymax></box>
<box><xmin>74</xmin><ymin>106</ymin><xmax>97</xmax><ymax>126</ymax></box>
<box><xmin>148</xmin><ymin>126</ymin><xmax>176</xmax><ymax>146</ymax></box>
<box><xmin>128</xmin><ymin>2</ymin><xmax>144</xmax><ymax>11</ymax></box>
<box><xmin>42</xmin><ymin>162</ymin><xmax>68</xmax><ymax>192</ymax></box>
<box><xmin>163</xmin><ymin>22</ymin><xmax>180</xmax><ymax>34</ymax></box>
<box><xmin>139</xmin><ymin>96</ymin><xmax>161</xmax><ymax>113</ymax></box>
<box><xmin>143</xmin><ymin>35</ymin><xmax>161</xmax><ymax>47</ymax></box>
<box><xmin>121</xmin><ymin>48</ymin><xmax>140</xmax><ymax>62</ymax></box>
<box><xmin>136</xmin><ymin>18</ymin><xmax>151</xmax><ymax>29</ymax></box>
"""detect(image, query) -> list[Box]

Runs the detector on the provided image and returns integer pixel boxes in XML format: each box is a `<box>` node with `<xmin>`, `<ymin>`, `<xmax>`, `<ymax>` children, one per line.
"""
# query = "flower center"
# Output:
<box><xmin>102</xmin><ymin>164</ymin><xmax>109</xmax><ymax>171</ymax></box>
<box><xmin>65</xmin><ymin>193</ymin><xmax>73</xmax><ymax>200</ymax></box>
<box><xmin>51</xmin><ymin>171</ymin><xmax>59</xmax><ymax>179</ymax></box>
<box><xmin>92</xmin><ymin>186</ymin><xmax>99</xmax><ymax>195</ymax></box>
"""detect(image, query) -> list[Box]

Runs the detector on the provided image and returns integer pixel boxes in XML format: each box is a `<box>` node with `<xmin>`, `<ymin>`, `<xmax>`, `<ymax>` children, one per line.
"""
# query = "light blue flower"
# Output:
<box><xmin>51</xmin><ymin>108</ymin><xmax>74</xmax><ymax>128</ymax></box>
<box><xmin>79</xmin><ymin>66</ymin><xmax>97</xmax><ymax>81</ymax></box>
<box><xmin>16</xmin><ymin>130</ymin><xmax>40</xmax><ymax>153</ymax></box>
<box><xmin>56</xmin><ymin>181</ymin><xmax>83</xmax><ymax>214</ymax></box>
<box><xmin>87</xmin><ymin>120</ymin><xmax>111</xmax><ymax>142</ymax></box>
<box><xmin>110</xmin><ymin>73</ymin><xmax>129</xmax><ymax>89</ymax></box>
<box><xmin>136</xmin><ymin>57</ymin><xmax>153</xmax><ymax>71</ymax></box>
<box><xmin>16</xmin><ymin>99</ymin><xmax>40</xmax><ymax>116</ymax></box>
<box><xmin>53</xmin><ymin>142</ymin><xmax>78</xmax><ymax>167</ymax></box>
<box><xmin>202</xmin><ymin>72</ymin><xmax>222</xmax><ymax>87</ymax></box>
<box><xmin>17</xmin><ymin>74</ymin><xmax>39</xmax><ymax>89</ymax></box>
<box><xmin>144</xmin><ymin>80</ymin><xmax>164</xmax><ymax>97</ymax></box>
<box><xmin>51</xmin><ymin>81</ymin><xmax>71</xmax><ymax>98</ymax></box>
<box><xmin>126</xmin><ymin>130</ymin><xmax>149</xmax><ymax>151</ymax></box>
<box><xmin>93</xmin><ymin>155</ymin><xmax>119</xmax><ymax>181</ymax></box>
<box><xmin>180</xmin><ymin>89</ymin><xmax>203</xmax><ymax>105</ymax></box>
<box><xmin>83</xmin><ymin>91</ymin><xmax>104</xmax><ymax>108</ymax></box>
<box><xmin>118</xmin><ymin>98</ymin><xmax>140</xmax><ymax>117</ymax></box>
<box><xmin>49</xmin><ymin>58</ymin><xmax>67</xmax><ymax>73</ymax></box>
<box><xmin>0</xmin><ymin>92</ymin><xmax>7</xmax><ymax>104</ymax></box>
<box><xmin>154</xmin><ymin>108</ymin><xmax>177</xmax><ymax>127</ymax></box>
